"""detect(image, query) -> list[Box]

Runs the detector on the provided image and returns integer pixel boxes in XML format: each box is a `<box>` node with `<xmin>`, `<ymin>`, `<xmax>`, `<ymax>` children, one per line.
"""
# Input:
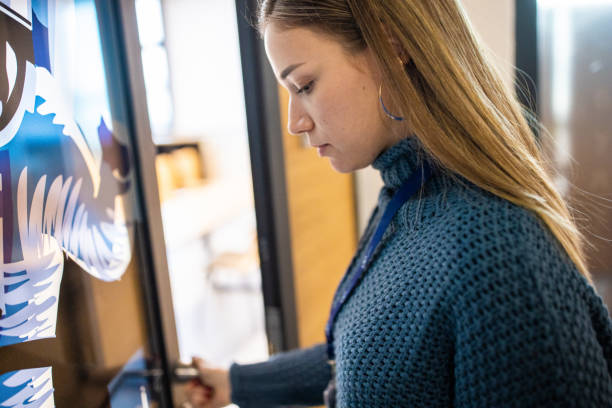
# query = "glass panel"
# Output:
<box><xmin>538</xmin><ymin>0</ymin><xmax>612</xmax><ymax>304</ymax></box>
<box><xmin>0</xmin><ymin>0</ymin><xmax>166</xmax><ymax>405</ymax></box>
<box><xmin>135</xmin><ymin>0</ymin><xmax>173</xmax><ymax>143</ymax></box>
<box><xmin>138</xmin><ymin>0</ymin><xmax>269</xmax><ymax>373</ymax></box>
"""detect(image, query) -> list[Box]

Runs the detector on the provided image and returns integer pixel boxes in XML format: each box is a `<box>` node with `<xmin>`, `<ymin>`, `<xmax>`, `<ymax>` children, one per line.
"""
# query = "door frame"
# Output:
<box><xmin>101</xmin><ymin>0</ymin><xmax>179</xmax><ymax>405</ymax></box>
<box><xmin>235</xmin><ymin>0</ymin><xmax>300</xmax><ymax>353</ymax></box>
<box><xmin>515</xmin><ymin>0</ymin><xmax>540</xmax><ymax>129</ymax></box>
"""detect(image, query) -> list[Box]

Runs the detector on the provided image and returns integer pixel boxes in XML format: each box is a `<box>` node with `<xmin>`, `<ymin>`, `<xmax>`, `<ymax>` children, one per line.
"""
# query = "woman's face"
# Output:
<box><xmin>264</xmin><ymin>23</ymin><xmax>402</xmax><ymax>173</ymax></box>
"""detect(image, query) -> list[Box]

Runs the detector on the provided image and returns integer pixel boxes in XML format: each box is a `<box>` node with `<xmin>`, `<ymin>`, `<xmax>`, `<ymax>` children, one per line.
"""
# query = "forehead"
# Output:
<box><xmin>263</xmin><ymin>23</ymin><xmax>348</xmax><ymax>77</ymax></box>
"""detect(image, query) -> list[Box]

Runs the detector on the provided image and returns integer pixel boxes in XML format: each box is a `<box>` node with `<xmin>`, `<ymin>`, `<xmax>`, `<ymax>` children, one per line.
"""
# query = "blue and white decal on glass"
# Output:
<box><xmin>0</xmin><ymin>367</ymin><xmax>54</xmax><ymax>408</ymax></box>
<box><xmin>0</xmin><ymin>0</ymin><xmax>135</xmax><ymax>400</ymax></box>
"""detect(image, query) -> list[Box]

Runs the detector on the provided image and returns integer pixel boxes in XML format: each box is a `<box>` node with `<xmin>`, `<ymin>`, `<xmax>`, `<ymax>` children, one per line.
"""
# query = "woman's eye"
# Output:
<box><xmin>297</xmin><ymin>81</ymin><xmax>314</xmax><ymax>95</ymax></box>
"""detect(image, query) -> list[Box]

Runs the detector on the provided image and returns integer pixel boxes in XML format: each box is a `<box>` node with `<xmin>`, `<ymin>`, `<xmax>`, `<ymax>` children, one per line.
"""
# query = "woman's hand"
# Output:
<box><xmin>185</xmin><ymin>357</ymin><xmax>231</xmax><ymax>408</ymax></box>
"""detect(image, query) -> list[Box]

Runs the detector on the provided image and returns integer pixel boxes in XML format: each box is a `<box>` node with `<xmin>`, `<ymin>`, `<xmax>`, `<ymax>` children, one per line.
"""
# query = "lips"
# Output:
<box><xmin>315</xmin><ymin>143</ymin><xmax>330</xmax><ymax>156</ymax></box>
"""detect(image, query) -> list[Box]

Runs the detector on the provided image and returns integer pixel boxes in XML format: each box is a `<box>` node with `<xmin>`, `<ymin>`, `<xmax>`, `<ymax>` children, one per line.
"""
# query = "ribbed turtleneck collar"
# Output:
<box><xmin>372</xmin><ymin>137</ymin><xmax>427</xmax><ymax>190</ymax></box>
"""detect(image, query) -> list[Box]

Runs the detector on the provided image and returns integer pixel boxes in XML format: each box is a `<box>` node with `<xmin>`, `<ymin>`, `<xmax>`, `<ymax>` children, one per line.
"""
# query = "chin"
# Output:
<box><xmin>328</xmin><ymin>158</ymin><xmax>368</xmax><ymax>174</ymax></box>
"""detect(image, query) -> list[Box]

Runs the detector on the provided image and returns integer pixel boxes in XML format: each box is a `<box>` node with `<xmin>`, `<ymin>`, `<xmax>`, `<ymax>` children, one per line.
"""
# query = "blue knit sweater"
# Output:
<box><xmin>229</xmin><ymin>138</ymin><xmax>612</xmax><ymax>407</ymax></box>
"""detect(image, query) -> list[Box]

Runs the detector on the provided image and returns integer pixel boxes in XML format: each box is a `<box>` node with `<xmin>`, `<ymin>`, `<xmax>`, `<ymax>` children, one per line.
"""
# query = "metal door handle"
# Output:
<box><xmin>173</xmin><ymin>364</ymin><xmax>200</xmax><ymax>383</ymax></box>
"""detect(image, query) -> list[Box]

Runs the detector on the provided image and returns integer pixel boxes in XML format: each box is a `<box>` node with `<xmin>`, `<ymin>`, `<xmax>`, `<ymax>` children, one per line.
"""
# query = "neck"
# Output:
<box><xmin>372</xmin><ymin>137</ymin><xmax>427</xmax><ymax>190</ymax></box>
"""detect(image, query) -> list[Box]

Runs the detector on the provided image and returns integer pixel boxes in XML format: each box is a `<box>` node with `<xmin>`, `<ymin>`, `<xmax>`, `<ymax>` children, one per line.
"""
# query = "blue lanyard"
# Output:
<box><xmin>325</xmin><ymin>163</ymin><xmax>433</xmax><ymax>362</ymax></box>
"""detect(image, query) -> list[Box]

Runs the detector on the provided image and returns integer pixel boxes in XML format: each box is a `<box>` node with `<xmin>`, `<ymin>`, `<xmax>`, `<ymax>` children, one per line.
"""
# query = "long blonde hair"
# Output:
<box><xmin>258</xmin><ymin>0</ymin><xmax>592</xmax><ymax>283</ymax></box>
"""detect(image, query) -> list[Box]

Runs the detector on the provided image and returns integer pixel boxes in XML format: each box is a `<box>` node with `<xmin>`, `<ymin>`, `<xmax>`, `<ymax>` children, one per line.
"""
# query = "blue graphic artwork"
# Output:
<box><xmin>0</xmin><ymin>367</ymin><xmax>54</xmax><ymax>407</ymax></box>
<box><xmin>1</xmin><ymin>0</ymin><xmax>135</xmax><ymax>404</ymax></box>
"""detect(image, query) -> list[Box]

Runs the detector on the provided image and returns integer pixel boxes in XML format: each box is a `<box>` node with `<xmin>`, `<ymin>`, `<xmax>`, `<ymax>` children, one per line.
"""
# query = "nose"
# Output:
<box><xmin>287</xmin><ymin>96</ymin><xmax>313</xmax><ymax>136</ymax></box>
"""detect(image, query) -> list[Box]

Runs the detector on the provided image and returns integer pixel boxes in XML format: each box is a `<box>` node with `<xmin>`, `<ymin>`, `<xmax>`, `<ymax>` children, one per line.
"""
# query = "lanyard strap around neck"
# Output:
<box><xmin>325</xmin><ymin>162</ymin><xmax>433</xmax><ymax>361</ymax></box>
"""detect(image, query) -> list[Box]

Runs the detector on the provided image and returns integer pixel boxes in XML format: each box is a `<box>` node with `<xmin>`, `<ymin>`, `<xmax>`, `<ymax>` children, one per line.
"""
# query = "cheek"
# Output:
<box><xmin>321</xmin><ymin>84</ymin><xmax>370</xmax><ymax>131</ymax></box>
<box><xmin>318</xmin><ymin>84</ymin><xmax>344</xmax><ymax>116</ymax></box>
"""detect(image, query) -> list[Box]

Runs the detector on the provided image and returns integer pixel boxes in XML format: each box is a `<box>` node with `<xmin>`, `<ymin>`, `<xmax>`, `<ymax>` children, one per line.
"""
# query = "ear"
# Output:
<box><xmin>359</xmin><ymin>47</ymin><xmax>385</xmax><ymax>84</ymax></box>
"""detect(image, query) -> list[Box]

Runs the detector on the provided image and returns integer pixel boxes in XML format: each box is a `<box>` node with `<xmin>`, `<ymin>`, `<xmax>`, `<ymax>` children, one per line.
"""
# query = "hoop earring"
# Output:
<box><xmin>379</xmin><ymin>84</ymin><xmax>404</xmax><ymax>121</ymax></box>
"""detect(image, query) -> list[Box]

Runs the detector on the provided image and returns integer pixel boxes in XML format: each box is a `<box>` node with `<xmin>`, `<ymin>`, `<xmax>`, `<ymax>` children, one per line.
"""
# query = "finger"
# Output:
<box><xmin>187</xmin><ymin>378</ymin><xmax>204</xmax><ymax>388</ymax></box>
<box><xmin>185</xmin><ymin>384</ymin><xmax>211</xmax><ymax>397</ymax></box>
<box><xmin>190</xmin><ymin>388</ymin><xmax>209</xmax><ymax>404</ymax></box>
<box><xmin>193</xmin><ymin>359</ymin><xmax>212</xmax><ymax>383</ymax></box>
<box><xmin>193</xmin><ymin>357</ymin><xmax>207</xmax><ymax>371</ymax></box>
<box><xmin>186</xmin><ymin>380</ymin><xmax>206</xmax><ymax>392</ymax></box>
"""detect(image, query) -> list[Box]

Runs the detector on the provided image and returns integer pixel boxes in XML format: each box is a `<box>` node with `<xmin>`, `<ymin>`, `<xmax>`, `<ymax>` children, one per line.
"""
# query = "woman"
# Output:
<box><xmin>187</xmin><ymin>1</ymin><xmax>612</xmax><ymax>407</ymax></box>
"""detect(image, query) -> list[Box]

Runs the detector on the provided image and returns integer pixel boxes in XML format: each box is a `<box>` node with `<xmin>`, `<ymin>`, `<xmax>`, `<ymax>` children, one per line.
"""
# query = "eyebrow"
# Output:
<box><xmin>280</xmin><ymin>63</ymin><xmax>305</xmax><ymax>80</ymax></box>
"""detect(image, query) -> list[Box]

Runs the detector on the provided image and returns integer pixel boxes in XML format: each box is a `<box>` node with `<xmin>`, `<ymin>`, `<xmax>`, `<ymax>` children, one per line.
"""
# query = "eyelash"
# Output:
<box><xmin>296</xmin><ymin>80</ymin><xmax>314</xmax><ymax>95</ymax></box>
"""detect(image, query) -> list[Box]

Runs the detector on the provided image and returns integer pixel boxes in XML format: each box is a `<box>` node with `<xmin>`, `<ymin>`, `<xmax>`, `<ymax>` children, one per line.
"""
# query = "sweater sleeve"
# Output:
<box><xmin>229</xmin><ymin>343</ymin><xmax>331</xmax><ymax>407</ymax></box>
<box><xmin>450</xmin><ymin>228</ymin><xmax>612</xmax><ymax>407</ymax></box>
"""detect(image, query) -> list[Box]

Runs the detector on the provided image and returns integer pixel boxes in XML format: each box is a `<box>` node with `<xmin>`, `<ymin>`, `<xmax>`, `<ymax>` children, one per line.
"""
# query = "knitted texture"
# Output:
<box><xmin>230</xmin><ymin>138</ymin><xmax>612</xmax><ymax>407</ymax></box>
